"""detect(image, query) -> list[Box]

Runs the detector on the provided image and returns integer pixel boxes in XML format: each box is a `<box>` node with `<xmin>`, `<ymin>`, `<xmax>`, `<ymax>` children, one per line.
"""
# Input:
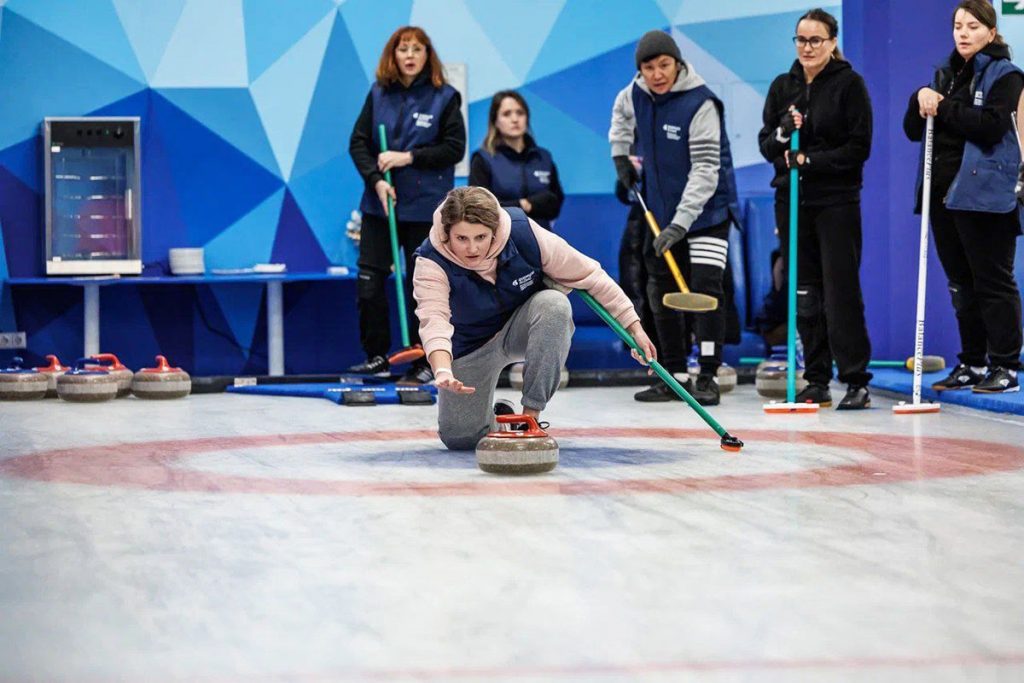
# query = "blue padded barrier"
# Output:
<box><xmin>871</xmin><ymin>368</ymin><xmax>1024</xmax><ymax>416</ymax></box>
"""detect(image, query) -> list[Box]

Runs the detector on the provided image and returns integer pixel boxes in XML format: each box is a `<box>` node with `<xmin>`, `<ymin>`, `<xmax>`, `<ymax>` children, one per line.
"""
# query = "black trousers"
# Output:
<box><xmin>929</xmin><ymin>186</ymin><xmax>1022</xmax><ymax>369</ymax></box>
<box><xmin>618</xmin><ymin>205</ymin><xmax>657</xmax><ymax>341</ymax></box>
<box><xmin>356</xmin><ymin>213</ymin><xmax>431</xmax><ymax>360</ymax></box>
<box><xmin>643</xmin><ymin>220</ymin><xmax>730</xmax><ymax>374</ymax></box>
<box><xmin>776</xmin><ymin>201</ymin><xmax>873</xmax><ymax>387</ymax></box>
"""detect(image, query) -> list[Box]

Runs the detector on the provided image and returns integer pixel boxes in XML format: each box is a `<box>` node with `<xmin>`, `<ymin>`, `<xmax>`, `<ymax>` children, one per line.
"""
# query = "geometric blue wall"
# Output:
<box><xmin>50</xmin><ymin>1</ymin><xmax>1024</xmax><ymax>378</ymax></box>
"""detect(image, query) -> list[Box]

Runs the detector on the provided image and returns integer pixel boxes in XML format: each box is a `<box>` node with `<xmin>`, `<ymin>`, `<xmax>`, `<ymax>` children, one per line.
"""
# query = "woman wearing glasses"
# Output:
<box><xmin>903</xmin><ymin>0</ymin><xmax>1022</xmax><ymax>394</ymax></box>
<box><xmin>348</xmin><ymin>26</ymin><xmax>466</xmax><ymax>384</ymax></box>
<box><xmin>757</xmin><ymin>7</ymin><xmax>874</xmax><ymax>409</ymax></box>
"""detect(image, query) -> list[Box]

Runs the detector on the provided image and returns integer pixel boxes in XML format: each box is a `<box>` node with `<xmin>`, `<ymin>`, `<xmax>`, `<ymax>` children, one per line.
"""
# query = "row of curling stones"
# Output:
<box><xmin>476</xmin><ymin>414</ymin><xmax>558</xmax><ymax>475</ymax></box>
<box><xmin>0</xmin><ymin>354</ymin><xmax>191</xmax><ymax>401</ymax></box>
<box><xmin>507</xmin><ymin>362</ymin><xmax>569</xmax><ymax>391</ymax></box>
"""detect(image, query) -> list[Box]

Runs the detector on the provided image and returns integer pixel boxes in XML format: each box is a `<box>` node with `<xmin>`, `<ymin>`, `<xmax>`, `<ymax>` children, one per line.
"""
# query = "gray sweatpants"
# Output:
<box><xmin>438</xmin><ymin>289</ymin><xmax>574</xmax><ymax>450</ymax></box>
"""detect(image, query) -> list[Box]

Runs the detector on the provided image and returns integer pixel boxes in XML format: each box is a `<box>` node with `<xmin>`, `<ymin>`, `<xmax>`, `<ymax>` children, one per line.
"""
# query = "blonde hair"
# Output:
<box><xmin>439</xmin><ymin>187</ymin><xmax>501</xmax><ymax>241</ymax></box>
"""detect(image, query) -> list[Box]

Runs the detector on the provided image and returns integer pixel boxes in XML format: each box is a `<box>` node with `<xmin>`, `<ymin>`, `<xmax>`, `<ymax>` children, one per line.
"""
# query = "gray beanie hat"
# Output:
<box><xmin>635</xmin><ymin>30</ymin><xmax>681</xmax><ymax>69</ymax></box>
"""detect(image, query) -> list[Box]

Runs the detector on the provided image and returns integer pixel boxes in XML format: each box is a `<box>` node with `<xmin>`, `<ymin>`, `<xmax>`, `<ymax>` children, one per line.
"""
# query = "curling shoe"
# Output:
<box><xmin>691</xmin><ymin>373</ymin><xmax>720</xmax><ymax>406</ymax></box>
<box><xmin>972</xmin><ymin>366</ymin><xmax>1019</xmax><ymax>394</ymax></box>
<box><xmin>931</xmin><ymin>363</ymin><xmax>986</xmax><ymax>391</ymax></box>
<box><xmin>348</xmin><ymin>355</ymin><xmax>389</xmax><ymax>377</ymax></box>
<box><xmin>794</xmin><ymin>383</ymin><xmax>832</xmax><ymax>407</ymax></box>
<box><xmin>836</xmin><ymin>385</ymin><xmax>871</xmax><ymax>410</ymax></box>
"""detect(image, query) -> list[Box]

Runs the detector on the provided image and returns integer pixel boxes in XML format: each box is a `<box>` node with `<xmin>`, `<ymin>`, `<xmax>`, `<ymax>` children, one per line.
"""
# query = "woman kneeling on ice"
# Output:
<box><xmin>413</xmin><ymin>186</ymin><xmax>657</xmax><ymax>450</ymax></box>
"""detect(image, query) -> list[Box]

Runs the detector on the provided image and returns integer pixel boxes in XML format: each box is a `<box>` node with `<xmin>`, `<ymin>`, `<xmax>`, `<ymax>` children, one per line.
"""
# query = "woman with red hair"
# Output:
<box><xmin>348</xmin><ymin>26</ymin><xmax>466</xmax><ymax>384</ymax></box>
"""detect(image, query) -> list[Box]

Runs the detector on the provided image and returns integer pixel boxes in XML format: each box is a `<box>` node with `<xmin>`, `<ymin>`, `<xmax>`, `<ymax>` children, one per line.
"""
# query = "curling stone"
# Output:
<box><xmin>507</xmin><ymin>362</ymin><xmax>570</xmax><ymax>391</ymax></box>
<box><xmin>87</xmin><ymin>353</ymin><xmax>133</xmax><ymax>397</ymax></box>
<box><xmin>755</xmin><ymin>359</ymin><xmax>808</xmax><ymax>399</ymax></box>
<box><xmin>476</xmin><ymin>415</ymin><xmax>558</xmax><ymax>475</ymax></box>
<box><xmin>56</xmin><ymin>358</ymin><xmax>119</xmax><ymax>402</ymax></box>
<box><xmin>0</xmin><ymin>357</ymin><xmax>49</xmax><ymax>401</ymax></box>
<box><xmin>131</xmin><ymin>355</ymin><xmax>191</xmax><ymax>399</ymax></box>
<box><xmin>687</xmin><ymin>361</ymin><xmax>737</xmax><ymax>393</ymax></box>
<box><xmin>34</xmin><ymin>355</ymin><xmax>68</xmax><ymax>398</ymax></box>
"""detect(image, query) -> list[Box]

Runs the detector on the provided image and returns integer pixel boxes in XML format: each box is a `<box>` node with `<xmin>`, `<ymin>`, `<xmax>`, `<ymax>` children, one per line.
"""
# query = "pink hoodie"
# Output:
<box><xmin>412</xmin><ymin>206</ymin><xmax>640</xmax><ymax>357</ymax></box>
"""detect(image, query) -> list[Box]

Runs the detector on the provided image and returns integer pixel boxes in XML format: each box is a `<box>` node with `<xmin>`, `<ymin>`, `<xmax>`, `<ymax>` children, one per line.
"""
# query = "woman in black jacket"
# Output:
<box><xmin>903</xmin><ymin>0</ymin><xmax>1023</xmax><ymax>394</ymax></box>
<box><xmin>758</xmin><ymin>7</ymin><xmax>873</xmax><ymax>409</ymax></box>
<box><xmin>348</xmin><ymin>26</ymin><xmax>466</xmax><ymax>384</ymax></box>
<box><xmin>468</xmin><ymin>91</ymin><xmax>564</xmax><ymax>230</ymax></box>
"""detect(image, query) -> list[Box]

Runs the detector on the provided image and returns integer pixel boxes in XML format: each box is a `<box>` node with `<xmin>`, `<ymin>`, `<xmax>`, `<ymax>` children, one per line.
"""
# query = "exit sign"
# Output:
<box><xmin>1005</xmin><ymin>1</ymin><xmax>1024</xmax><ymax>14</ymax></box>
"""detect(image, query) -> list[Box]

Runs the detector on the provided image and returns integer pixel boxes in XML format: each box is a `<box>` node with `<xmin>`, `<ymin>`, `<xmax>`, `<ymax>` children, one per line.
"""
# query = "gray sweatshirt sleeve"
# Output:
<box><xmin>608</xmin><ymin>84</ymin><xmax>636</xmax><ymax>157</ymax></box>
<box><xmin>672</xmin><ymin>99</ymin><xmax>721</xmax><ymax>230</ymax></box>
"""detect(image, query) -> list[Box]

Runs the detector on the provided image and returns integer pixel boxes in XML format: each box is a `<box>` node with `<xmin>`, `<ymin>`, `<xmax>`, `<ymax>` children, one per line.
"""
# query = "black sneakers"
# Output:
<box><xmin>931</xmin><ymin>363</ymin><xmax>986</xmax><ymax>391</ymax></box>
<box><xmin>633</xmin><ymin>381</ymin><xmax>683</xmax><ymax>402</ymax></box>
<box><xmin>397</xmin><ymin>364</ymin><xmax>434</xmax><ymax>386</ymax></box>
<box><xmin>972</xmin><ymin>366</ymin><xmax>1020</xmax><ymax>394</ymax></box>
<box><xmin>347</xmin><ymin>355</ymin><xmax>390</xmax><ymax>376</ymax></box>
<box><xmin>837</xmin><ymin>385</ymin><xmax>871</xmax><ymax>410</ymax></box>
<box><xmin>691</xmin><ymin>374</ymin><xmax>720</xmax><ymax>406</ymax></box>
<box><xmin>794</xmin><ymin>383</ymin><xmax>832</xmax><ymax>407</ymax></box>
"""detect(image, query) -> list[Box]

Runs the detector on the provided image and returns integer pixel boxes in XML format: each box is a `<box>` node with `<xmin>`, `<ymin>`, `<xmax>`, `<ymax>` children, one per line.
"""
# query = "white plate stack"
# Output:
<box><xmin>169</xmin><ymin>248</ymin><xmax>205</xmax><ymax>275</ymax></box>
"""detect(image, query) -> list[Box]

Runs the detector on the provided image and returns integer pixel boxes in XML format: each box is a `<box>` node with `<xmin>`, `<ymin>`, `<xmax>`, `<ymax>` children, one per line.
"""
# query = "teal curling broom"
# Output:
<box><xmin>378</xmin><ymin>124</ymin><xmax>425</xmax><ymax>366</ymax></box>
<box><xmin>575</xmin><ymin>289</ymin><xmax>743</xmax><ymax>452</ymax></box>
<box><xmin>764</xmin><ymin>125</ymin><xmax>818</xmax><ymax>414</ymax></box>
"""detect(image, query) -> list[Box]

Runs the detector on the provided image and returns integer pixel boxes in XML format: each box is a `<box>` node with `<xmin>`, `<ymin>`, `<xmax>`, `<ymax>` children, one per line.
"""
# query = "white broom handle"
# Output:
<box><xmin>913</xmin><ymin>115</ymin><xmax>934</xmax><ymax>406</ymax></box>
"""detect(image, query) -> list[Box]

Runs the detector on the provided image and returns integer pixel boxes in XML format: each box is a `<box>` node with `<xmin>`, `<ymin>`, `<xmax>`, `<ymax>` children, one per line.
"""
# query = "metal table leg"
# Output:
<box><xmin>266</xmin><ymin>280</ymin><xmax>284</xmax><ymax>376</ymax></box>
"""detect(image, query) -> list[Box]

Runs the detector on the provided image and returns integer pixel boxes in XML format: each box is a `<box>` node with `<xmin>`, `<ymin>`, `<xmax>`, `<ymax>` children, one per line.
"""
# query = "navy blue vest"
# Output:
<box><xmin>632</xmin><ymin>82</ymin><xmax>740</xmax><ymax>231</ymax></box>
<box><xmin>916</xmin><ymin>53</ymin><xmax>1023</xmax><ymax>221</ymax></box>
<box><xmin>472</xmin><ymin>141</ymin><xmax>557</xmax><ymax>229</ymax></box>
<box><xmin>359</xmin><ymin>80</ymin><xmax>458</xmax><ymax>222</ymax></box>
<box><xmin>415</xmin><ymin>208</ymin><xmax>545</xmax><ymax>358</ymax></box>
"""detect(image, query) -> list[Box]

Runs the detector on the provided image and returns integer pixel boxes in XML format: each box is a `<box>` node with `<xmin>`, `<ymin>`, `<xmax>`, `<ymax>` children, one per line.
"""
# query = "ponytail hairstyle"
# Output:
<box><xmin>797</xmin><ymin>8</ymin><xmax>845</xmax><ymax>61</ymax></box>
<box><xmin>953</xmin><ymin>0</ymin><xmax>1007</xmax><ymax>47</ymax></box>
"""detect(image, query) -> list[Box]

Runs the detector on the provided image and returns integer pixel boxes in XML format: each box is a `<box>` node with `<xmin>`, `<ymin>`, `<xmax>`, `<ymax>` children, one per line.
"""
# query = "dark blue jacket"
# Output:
<box><xmin>633</xmin><ymin>82</ymin><xmax>740</xmax><ymax>232</ymax></box>
<box><xmin>359</xmin><ymin>80</ymin><xmax>458</xmax><ymax>222</ymax></box>
<box><xmin>918</xmin><ymin>52</ymin><xmax>1024</xmax><ymax>216</ymax></box>
<box><xmin>469</xmin><ymin>136</ymin><xmax>564</xmax><ymax>229</ymax></box>
<box><xmin>415</xmin><ymin>208</ymin><xmax>545</xmax><ymax>358</ymax></box>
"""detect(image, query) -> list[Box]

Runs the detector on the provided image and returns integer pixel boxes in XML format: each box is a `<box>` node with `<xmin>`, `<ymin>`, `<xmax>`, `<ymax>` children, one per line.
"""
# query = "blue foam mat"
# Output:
<box><xmin>870</xmin><ymin>368</ymin><xmax>1024</xmax><ymax>416</ymax></box>
<box><xmin>226</xmin><ymin>382</ymin><xmax>437</xmax><ymax>405</ymax></box>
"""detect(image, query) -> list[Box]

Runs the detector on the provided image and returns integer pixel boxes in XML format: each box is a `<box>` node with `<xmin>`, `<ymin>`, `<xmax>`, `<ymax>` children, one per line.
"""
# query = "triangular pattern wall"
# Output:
<box><xmin>0</xmin><ymin>0</ymin><xmax>840</xmax><ymax>372</ymax></box>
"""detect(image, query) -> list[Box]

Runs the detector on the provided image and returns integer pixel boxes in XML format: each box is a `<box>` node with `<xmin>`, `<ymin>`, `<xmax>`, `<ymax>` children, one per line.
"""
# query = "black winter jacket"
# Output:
<box><xmin>758</xmin><ymin>58</ymin><xmax>872</xmax><ymax>206</ymax></box>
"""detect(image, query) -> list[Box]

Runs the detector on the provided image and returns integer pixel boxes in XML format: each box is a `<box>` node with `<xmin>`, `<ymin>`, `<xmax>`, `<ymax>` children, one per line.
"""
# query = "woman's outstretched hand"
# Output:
<box><xmin>434</xmin><ymin>369</ymin><xmax>475</xmax><ymax>394</ymax></box>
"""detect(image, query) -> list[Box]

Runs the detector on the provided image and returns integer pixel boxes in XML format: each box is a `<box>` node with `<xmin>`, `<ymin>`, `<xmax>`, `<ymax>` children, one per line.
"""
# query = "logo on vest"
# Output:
<box><xmin>533</xmin><ymin>170</ymin><xmax>551</xmax><ymax>184</ymax></box>
<box><xmin>511</xmin><ymin>271</ymin><xmax>536</xmax><ymax>291</ymax></box>
<box><xmin>974</xmin><ymin>90</ymin><xmax>984</xmax><ymax>106</ymax></box>
<box><xmin>413</xmin><ymin>112</ymin><xmax>435</xmax><ymax>128</ymax></box>
<box><xmin>663</xmin><ymin>124</ymin><xmax>682</xmax><ymax>141</ymax></box>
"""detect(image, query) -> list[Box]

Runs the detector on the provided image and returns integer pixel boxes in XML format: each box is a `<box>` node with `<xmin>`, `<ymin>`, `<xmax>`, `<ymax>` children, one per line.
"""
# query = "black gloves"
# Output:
<box><xmin>653</xmin><ymin>223</ymin><xmax>687</xmax><ymax>257</ymax></box>
<box><xmin>613</xmin><ymin>155</ymin><xmax>639</xmax><ymax>190</ymax></box>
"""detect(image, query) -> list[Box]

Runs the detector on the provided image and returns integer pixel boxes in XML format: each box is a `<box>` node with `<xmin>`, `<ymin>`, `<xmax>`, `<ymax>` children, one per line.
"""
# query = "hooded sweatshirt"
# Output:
<box><xmin>413</xmin><ymin>207</ymin><xmax>639</xmax><ymax>358</ymax></box>
<box><xmin>609</xmin><ymin>62</ymin><xmax>736</xmax><ymax>231</ymax></box>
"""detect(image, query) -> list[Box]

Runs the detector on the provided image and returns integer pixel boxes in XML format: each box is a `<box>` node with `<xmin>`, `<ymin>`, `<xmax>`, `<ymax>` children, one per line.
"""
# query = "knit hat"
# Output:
<box><xmin>635</xmin><ymin>30</ymin><xmax>681</xmax><ymax>69</ymax></box>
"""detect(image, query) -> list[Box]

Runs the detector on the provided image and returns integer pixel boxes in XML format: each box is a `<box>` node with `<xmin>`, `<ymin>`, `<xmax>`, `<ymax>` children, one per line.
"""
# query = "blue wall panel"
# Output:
<box><xmin>8</xmin><ymin>1</ymin><xmax>1013</xmax><ymax>376</ymax></box>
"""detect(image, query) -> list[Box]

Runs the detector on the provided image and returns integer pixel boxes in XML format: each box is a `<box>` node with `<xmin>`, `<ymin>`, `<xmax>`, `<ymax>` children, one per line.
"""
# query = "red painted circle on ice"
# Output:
<box><xmin>1</xmin><ymin>428</ymin><xmax>1020</xmax><ymax>497</ymax></box>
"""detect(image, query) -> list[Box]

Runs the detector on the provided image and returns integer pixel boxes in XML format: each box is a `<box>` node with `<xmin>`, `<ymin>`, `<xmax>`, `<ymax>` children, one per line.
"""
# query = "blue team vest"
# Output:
<box><xmin>472</xmin><ymin>143</ymin><xmax>558</xmax><ymax>229</ymax></box>
<box><xmin>632</xmin><ymin>82</ymin><xmax>740</xmax><ymax>231</ymax></box>
<box><xmin>359</xmin><ymin>80</ymin><xmax>458</xmax><ymax>222</ymax></box>
<box><xmin>917</xmin><ymin>52</ymin><xmax>1023</xmax><ymax>220</ymax></box>
<box><xmin>414</xmin><ymin>208</ymin><xmax>545</xmax><ymax>358</ymax></box>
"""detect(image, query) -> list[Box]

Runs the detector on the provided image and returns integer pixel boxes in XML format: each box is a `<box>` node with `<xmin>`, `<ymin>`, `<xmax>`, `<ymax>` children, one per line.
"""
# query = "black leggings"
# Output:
<box><xmin>929</xmin><ymin>185</ymin><xmax>1022</xmax><ymax>369</ymax></box>
<box><xmin>643</xmin><ymin>220</ymin><xmax>730</xmax><ymax>375</ymax></box>
<box><xmin>355</xmin><ymin>213</ymin><xmax>430</xmax><ymax>360</ymax></box>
